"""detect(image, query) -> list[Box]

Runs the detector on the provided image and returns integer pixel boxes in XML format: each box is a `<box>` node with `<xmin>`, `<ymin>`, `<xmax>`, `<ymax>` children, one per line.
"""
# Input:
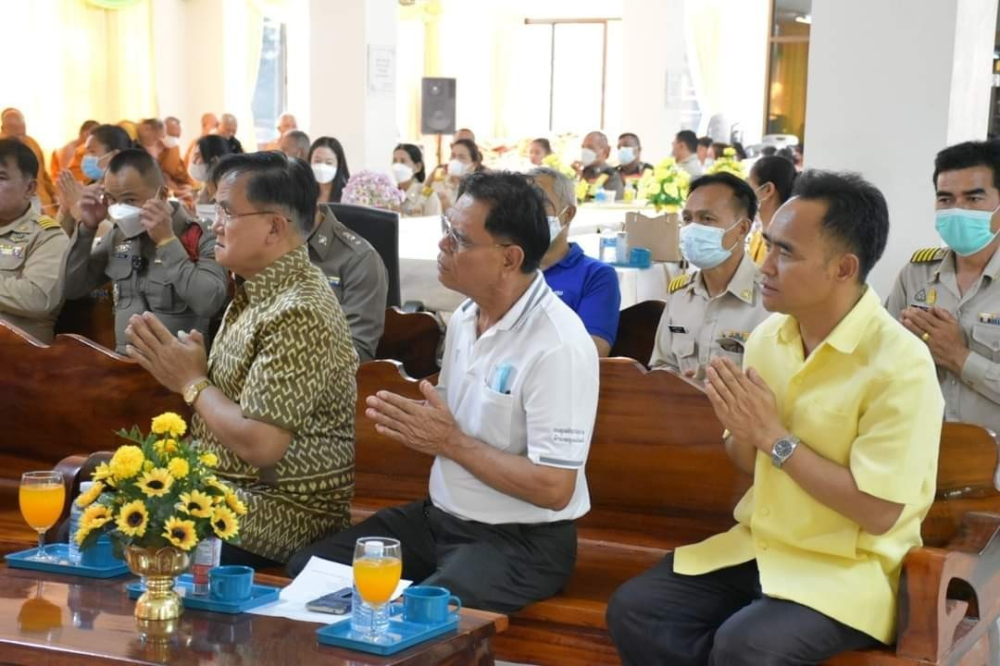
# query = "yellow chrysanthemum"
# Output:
<box><xmin>163</xmin><ymin>517</ymin><xmax>198</xmax><ymax>551</ymax></box>
<box><xmin>167</xmin><ymin>458</ymin><xmax>189</xmax><ymax>479</ymax></box>
<box><xmin>151</xmin><ymin>412</ymin><xmax>187</xmax><ymax>439</ymax></box>
<box><xmin>143</xmin><ymin>460</ymin><xmax>154</xmax><ymax>472</ymax></box>
<box><xmin>178</xmin><ymin>490</ymin><xmax>214</xmax><ymax>518</ymax></box>
<box><xmin>153</xmin><ymin>439</ymin><xmax>179</xmax><ymax>458</ymax></box>
<box><xmin>109</xmin><ymin>446</ymin><xmax>145</xmax><ymax>481</ymax></box>
<box><xmin>92</xmin><ymin>462</ymin><xmax>113</xmax><ymax>483</ymax></box>
<box><xmin>210</xmin><ymin>506</ymin><xmax>239</xmax><ymax>540</ymax></box>
<box><xmin>225</xmin><ymin>492</ymin><xmax>247</xmax><ymax>516</ymax></box>
<box><xmin>116</xmin><ymin>500</ymin><xmax>149</xmax><ymax>537</ymax></box>
<box><xmin>199</xmin><ymin>452</ymin><xmax>218</xmax><ymax>468</ymax></box>
<box><xmin>137</xmin><ymin>468</ymin><xmax>174</xmax><ymax>497</ymax></box>
<box><xmin>74</xmin><ymin>481</ymin><xmax>105</xmax><ymax>508</ymax></box>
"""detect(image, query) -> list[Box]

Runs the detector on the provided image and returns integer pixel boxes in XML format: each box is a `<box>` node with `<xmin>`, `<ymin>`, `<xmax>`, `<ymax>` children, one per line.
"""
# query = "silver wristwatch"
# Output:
<box><xmin>770</xmin><ymin>435</ymin><xmax>800</xmax><ymax>468</ymax></box>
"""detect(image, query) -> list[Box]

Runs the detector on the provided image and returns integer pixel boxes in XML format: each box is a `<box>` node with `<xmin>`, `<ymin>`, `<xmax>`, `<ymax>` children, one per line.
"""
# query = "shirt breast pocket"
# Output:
<box><xmin>471</xmin><ymin>383</ymin><xmax>515</xmax><ymax>452</ymax></box>
<box><xmin>145</xmin><ymin>264</ymin><xmax>187</xmax><ymax>314</ymax></box>
<box><xmin>971</xmin><ymin>324</ymin><xmax>1000</xmax><ymax>362</ymax></box>
<box><xmin>0</xmin><ymin>251</ymin><xmax>26</xmax><ymax>274</ymax></box>
<box><xmin>793</xmin><ymin>401</ymin><xmax>856</xmax><ymax>465</ymax></box>
<box><xmin>106</xmin><ymin>257</ymin><xmax>134</xmax><ymax>308</ymax></box>
<box><xmin>671</xmin><ymin>334</ymin><xmax>698</xmax><ymax>374</ymax></box>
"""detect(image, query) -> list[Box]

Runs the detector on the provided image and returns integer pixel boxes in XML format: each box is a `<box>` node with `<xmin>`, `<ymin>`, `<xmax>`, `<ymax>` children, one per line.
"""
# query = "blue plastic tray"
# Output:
<box><xmin>4</xmin><ymin>544</ymin><xmax>130</xmax><ymax>579</ymax></box>
<box><xmin>127</xmin><ymin>573</ymin><xmax>280</xmax><ymax>614</ymax></box>
<box><xmin>316</xmin><ymin>611</ymin><xmax>460</xmax><ymax>656</ymax></box>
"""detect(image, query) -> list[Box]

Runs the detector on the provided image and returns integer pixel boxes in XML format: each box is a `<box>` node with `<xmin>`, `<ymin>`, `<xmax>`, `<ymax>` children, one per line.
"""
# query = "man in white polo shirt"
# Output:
<box><xmin>287</xmin><ymin>171</ymin><xmax>599</xmax><ymax>612</ymax></box>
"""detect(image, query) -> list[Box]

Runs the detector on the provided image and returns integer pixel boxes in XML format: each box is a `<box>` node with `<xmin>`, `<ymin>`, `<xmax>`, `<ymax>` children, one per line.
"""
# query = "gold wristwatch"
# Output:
<box><xmin>183</xmin><ymin>378</ymin><xmax>211</xmax><ymax>406</ymax></box>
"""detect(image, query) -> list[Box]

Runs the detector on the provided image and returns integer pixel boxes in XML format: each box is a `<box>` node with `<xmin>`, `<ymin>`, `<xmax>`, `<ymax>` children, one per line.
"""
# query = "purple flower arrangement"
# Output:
<box><xmin>342</xmin><ymin>170</ymin><xmax>406</xmax><ymax>211</ymax></box>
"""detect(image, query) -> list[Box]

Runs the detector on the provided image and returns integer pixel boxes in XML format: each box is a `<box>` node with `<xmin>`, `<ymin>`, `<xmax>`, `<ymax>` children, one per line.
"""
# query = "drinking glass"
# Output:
<box><xmin>352</xmin><ymin>537</ymin><xmax>402</xmax><ymax>643</ymax></box>
<box><xmin>19</xmin><ymin>471</ymin><xmax>66</xmax><ymax>562</ymax></box>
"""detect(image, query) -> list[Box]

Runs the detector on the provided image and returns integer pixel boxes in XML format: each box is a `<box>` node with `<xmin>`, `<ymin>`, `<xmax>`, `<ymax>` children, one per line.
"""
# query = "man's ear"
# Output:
<box><xmin>267</xmin><ymin>214</ymin><xmax>292</xmax><ymax>245</ymax></box>
<box><xmin>835</xmin><ymin>252</ymin><xmax>861</xmax><ymax>284</ymax></box>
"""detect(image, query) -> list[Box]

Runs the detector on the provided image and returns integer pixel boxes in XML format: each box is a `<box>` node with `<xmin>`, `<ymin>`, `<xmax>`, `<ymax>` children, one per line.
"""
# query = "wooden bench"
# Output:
<box><xmin>609</xmin><ymin>299</ymin><xmax>664</xmax><ymax>365</ymax></box>
<box><xmin>349</xmin><ymin>359</ymin><xmax>1000</xmax><ymax>666</ymax></box>
<box><xmin>374</xmin><ymin>307</ymin><xmax>442</xmax><ymax>378</ymax></box>
<box><xmin>54</xmin><ymin>283</ymin><xmax>116</xmax><ymax>351</ymax></box>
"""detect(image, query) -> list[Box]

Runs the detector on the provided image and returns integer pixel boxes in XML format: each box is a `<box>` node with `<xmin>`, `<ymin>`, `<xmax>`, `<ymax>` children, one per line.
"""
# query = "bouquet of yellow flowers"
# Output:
<box><xmin>706</xmin><ymin>146</ymin><xmax>747</xmax><ymax>179</ymax></box>
<box><xmin>541</xmin><ymin>153</ymin><xmax>577</xmax><ymax>181</ymax></box>
<box><xmin>638</xmin><ymin>158</ymin><xmax>691</xmax><ymax>213</ymax></box>
<box><xmin>74</xmin><ymin>412</ymin><xmax>245</xmax><ymax>557</ymax></box>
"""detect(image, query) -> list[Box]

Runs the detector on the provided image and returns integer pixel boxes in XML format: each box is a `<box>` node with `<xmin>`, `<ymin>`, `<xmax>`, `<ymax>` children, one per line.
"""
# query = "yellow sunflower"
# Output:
<box><xmin>163</xmin><ymin>517</ymin><xmax>197</xmax><ymax>550</ymax></box>
<box><xmin>167</xmin><ymin>458</ymin><xmax>189</xmax><ymax>479</ymax></box>
<box><xmin>109</xmin><ymin>445</ymin><xmax>145</xmax><ymax>481</ymax></box>
<box><xmin>199</xmin><ymin>452</ymin><xmax>219</xmax><ymax>467</ymax></box>
<box><xmin>151</xmin><ymin>412</ymin><xmax>187</xmax><ymax>439</ymax></box>
<box><xmin>74</xmin><ymin>481</ymin><xmax>105</xmax><ymax>508</ymax></box>
<box><xmin>116</xmin><ymin>500</ymin><xmax>149</xmax><ymax>537</ymax></box>
<box><xmin>178</xmin><ymin>490</ymin><xmax>213</xmax><ymax>518</ymax></box>
<box><xmin>74</xmin><ymin>522</ymin><xmax>95</xmax><ymax>546</ymax></box>
<box><xmin>137</xmin><ymin>468</ymin><xmax>174</xmax><ymax>497</ymax></box>
<box><xmin>210</xmin><ymin>506</ymin><xmax>239</xmax><ymax>539</ymax></box>
<box><xmin>79</xmin><ymin>504</ymin><xmax>112</xmax><ymax>532</ymax></box>
<box><xmin>92</xmin><ymin>462</ymin><xmax>113</xmax><ymax>483</ymax></box>
<box><xmin>225</xmin><ymin>492</ymin><xmax>247</xmax><ymax>516</ymax></box>
<box><xmin>204</xmin><ymin>476</ymin><xmax>229</xmax><ymax>494</ymax></box>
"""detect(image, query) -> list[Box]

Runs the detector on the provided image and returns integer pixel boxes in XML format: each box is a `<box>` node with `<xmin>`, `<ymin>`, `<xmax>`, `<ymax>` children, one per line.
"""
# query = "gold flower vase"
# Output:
<box><xmin>125</xmin><ymin>546</ymin><xmax>192</xmax><ymax>621</ymax></box>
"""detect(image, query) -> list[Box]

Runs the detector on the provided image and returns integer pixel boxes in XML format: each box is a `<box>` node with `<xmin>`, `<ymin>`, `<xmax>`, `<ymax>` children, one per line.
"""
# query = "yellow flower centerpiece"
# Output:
<box><xmin>706</xmin><ymin>146</ymin><xmax>747</xmax><ymax>179</ymax></box>
<box><xmin>75</xmin><ymin>412</ymin><xmax>243</xmax><ymax>622</ymax></box>
<box><xmin>638</xmin><ymin>158</ymin><xmax>691</xmax><ymax>213</ymax></box>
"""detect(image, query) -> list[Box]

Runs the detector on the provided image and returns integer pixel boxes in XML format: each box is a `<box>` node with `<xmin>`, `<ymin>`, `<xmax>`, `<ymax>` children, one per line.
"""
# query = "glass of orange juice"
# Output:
<box><xmin>19</xmin><ymin>471</ymin><xmax>66</xmax><ymax>562</ymax></box>
<box><xmin>353</xmin><ymin>537</ymin><xmax>402</xmax><ymax>642</ymax></box>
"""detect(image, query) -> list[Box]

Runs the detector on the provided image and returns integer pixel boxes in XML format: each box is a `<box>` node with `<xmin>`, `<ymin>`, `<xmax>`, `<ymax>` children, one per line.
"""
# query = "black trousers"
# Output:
<box><xmin>606</xmin><ymin>553</ymin><xmax>881</xmax><ymax>666</ymax></box>
<box><xmin>221</xmin><ymin>542</ymin><xmax>283</xmax><ymax>570</ymax></box>
<box><xmin>286</xmin><ymin>499</ymin><xmax>577</xmax><ymax>614</ymax></box>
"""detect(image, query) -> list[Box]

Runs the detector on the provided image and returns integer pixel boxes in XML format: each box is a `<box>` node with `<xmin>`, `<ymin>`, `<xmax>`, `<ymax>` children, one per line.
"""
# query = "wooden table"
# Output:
<box><xmin>0</xmin><ymin>564</ymin><xmax>508</xmax><ymax>665</ymax></box>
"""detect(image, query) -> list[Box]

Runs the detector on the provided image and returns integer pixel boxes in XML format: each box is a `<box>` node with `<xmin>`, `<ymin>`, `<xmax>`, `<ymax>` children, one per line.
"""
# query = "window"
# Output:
<box><xmin>252</xmin><ymin>17</ymin><xmax>288</xmax><ymax>148</ymax></box>
<box><xmin>521</xmin><ymin>18</ymin><xmax>622</xmax><ymax>134</ymax></box>
<box><xmin>764</xmin><ymin>0</ymin><xmax>811</xmax><ymax>140</ymax></box>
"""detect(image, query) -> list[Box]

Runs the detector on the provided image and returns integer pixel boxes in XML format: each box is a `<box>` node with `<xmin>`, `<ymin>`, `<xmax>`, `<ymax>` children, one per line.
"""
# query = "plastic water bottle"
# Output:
<box><xmin>68</xmin><ymin>482</ymin><xmax>93</xmax><ymax>564</ymax></box>
<box><xmin>599</xmin><ymin>232</ymin><xmax>618</xmax><ymax>262</ymax></box>
<box><xmin>350</xmin><ymin>541</ymin><xmax>390</xmax><ymax>637</ymax></box>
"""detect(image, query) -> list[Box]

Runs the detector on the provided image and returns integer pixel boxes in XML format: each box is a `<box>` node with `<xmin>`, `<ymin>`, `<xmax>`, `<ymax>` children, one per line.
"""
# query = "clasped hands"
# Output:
<box><xmin>125</xmin><ymin>312</ymin><xmax>208</xmax><ymax>394</ymax></box>
<box><xmin>365</xmin><ymin>382</ymin><xmax>463</xmax><ymax>458</ymax></box>
<box><xmin>900</xmin><ymin>306</ymin><xmax>969</xmax><ymax>375</ymax></box>
<box><xmin>703</xmin><ymin>356</ymin><xmax>787</xmax><ymax>454</ymax></box>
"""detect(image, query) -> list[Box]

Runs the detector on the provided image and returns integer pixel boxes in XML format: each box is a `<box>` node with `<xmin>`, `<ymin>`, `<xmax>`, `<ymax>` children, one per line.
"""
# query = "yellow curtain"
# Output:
<box><xmin>3</xmin><ymin>0</ymin><xmax>157</xmax><ymax>162</ymax></box>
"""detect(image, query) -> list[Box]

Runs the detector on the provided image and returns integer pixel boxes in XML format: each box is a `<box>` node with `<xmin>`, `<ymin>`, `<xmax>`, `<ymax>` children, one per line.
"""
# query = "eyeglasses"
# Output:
<box><xmin>440</xmin><ymin>216</ymin><xmax>513</xmax><ymax>253</ymax></box>
<box><xmin>215</xmin><ymin>205</ymin><xmax>283</xmax><ymax>226</ymax></box>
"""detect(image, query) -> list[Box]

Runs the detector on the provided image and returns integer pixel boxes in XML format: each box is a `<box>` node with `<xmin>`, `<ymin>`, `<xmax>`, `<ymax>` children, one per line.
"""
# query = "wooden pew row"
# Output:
<box><xmin>350</xmin><ymin>360</ymin><xmax>1000</xmax><ymax>666</ymax></box>
<box><xmin>609</xmin><ymin>299</ymin><xmax>665</xmax><ymax>365</ymax></box>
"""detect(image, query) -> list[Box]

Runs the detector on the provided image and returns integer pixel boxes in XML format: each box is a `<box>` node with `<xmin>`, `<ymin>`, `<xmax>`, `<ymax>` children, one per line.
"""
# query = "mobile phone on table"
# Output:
<box><xmin>306</xmin><ymin>587</ymin><xmax>353</xmax><ymax>614</ymax></box>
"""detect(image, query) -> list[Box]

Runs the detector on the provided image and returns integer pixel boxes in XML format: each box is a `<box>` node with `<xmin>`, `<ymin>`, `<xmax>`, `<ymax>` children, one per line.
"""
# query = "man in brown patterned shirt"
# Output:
<box><xmin>125</xmin><ymin>152</ymin><xmax>358</xmax><ymax>567</ymax></box>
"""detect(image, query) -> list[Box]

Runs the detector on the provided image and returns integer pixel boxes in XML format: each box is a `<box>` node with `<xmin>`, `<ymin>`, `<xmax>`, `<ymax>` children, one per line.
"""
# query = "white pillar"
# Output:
<box><xmin>804</xmin><ymin>0</ymin><xmax>998</xmax><ymax>296</ymax></box>
<box><xmin>306</xmin><ymin>0</ymin><xmax>398</xmax><ymax>174</ymax></box>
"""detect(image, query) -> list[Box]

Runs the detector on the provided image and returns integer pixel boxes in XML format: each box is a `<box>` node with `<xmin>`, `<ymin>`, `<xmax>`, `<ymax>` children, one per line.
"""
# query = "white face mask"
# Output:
<box><xmin>447</xmin><ymin>159</ymin><xmax>468</xmax><ymax>177</ymax></box>
<box><xmin>195</xmin><ymin>203</ymin><xmax>216</xmax><ymax>221</ymax></box>
<box><xmin>391</xmin><ymin>163</ymin><xmax>415</xmax><ymax>184</ymax></box>
<box><xmin>580</xmin><ymin>148</ymin><xmax>598</xmax><ymax>167</ymax></box>
<box><xmin>108</xmin><ymin>203</ymin><xmax>145</xmax><ymax>238</ymax></box>
<box><xmin>547</xmin><ymin>215</ymin><xmax>564</xmax><ymax>244</ymax></box>
<box><xmin>188</xmin><ymin>162</ymin><xmax>209</xmax><ymax>183</ymax></box>
<box><xmin>312</xmin><ymin>163</ymin><xmax>338</xmax><ymax>184</ymax></box>
<box><xmin>618</xmin><ymin>146</ymin><xmax>636</xmax><ymax>165</ymax></box>
<box><xmin>163</xmin><ymin>136</ymin><xmax>180</xmax><ymax>149</ymax></box>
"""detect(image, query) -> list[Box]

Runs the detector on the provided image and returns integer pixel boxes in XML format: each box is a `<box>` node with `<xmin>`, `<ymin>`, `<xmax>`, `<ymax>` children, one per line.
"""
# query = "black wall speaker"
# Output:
<box><xmin>421</xmin><ymin>77</ymin><xmax>457</xmax><ymax>135</ymax></box>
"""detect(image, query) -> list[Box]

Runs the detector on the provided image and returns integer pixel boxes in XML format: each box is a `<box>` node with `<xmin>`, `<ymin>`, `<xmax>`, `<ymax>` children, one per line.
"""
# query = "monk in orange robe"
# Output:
<box><xmin>50</xmin><ymin>120</ymin><xmax>98</xmax><ymax>183</ymax></box>
<box><xmin>1</xmin><ymin>108</ymin><xmax>57</xmax><ymax>214</ymax></box>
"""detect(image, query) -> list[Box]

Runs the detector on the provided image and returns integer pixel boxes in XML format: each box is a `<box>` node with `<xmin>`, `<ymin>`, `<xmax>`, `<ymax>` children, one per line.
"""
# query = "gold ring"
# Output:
<box><xmin>921</xmin><ymin>332</ymin><xmax>930</xmax><ymax>342</ymax></box>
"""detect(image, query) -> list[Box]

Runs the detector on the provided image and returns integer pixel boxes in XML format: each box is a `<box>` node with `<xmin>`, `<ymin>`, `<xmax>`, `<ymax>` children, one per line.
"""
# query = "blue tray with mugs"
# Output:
<box><xmin>5</xmin><ymin>539</ymin><xmax>130</xmax><ymax>579</ymax></box>
<box><xmin>127</xmin><ymin>569</ymin><xmax>280</xmax><ymax>614</ymax></box>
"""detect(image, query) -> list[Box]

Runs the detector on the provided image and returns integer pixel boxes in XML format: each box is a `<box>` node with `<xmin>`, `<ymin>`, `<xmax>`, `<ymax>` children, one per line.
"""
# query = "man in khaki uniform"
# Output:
<box><xmin>0</xmin><ymin>139</ymin><xmax>69</xmax><ymax>342</ymax></box>
<box><xmin>1</xmin><ymin>109</ymin><xmax>57</xmax><ymax>215</ymax></box>
<box><xmin>63</xmin><ymin>149</ymin><xmax>228</xmax><ymax>353</ymax></box>
<box><xmin>886</xmin><ymin>140</ymin><xmax>1000</xmax><ymax>435</ymax></box>
<box><xmin>650</xmin><ymin>172</ymin><xmax>769</xmax><ymax>376</ymax></box>
<box><xmin>310</xmin><ymin>204</ymin><xmax>388</xmax><ymax>361</ymax></box>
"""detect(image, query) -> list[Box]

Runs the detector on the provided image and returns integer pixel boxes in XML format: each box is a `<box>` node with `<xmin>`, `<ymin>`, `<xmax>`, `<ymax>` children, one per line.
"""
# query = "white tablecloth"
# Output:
<box><xmin>398</xmin><ymin>215</ymin><xmax>686</xmax><ymax>312</ymax></box>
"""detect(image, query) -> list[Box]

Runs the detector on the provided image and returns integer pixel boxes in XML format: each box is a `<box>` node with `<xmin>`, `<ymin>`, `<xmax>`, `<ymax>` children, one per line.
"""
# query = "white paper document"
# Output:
<box><xmin>249</xmin><ymin>556</ymin><xmax>412</xmax><ymax>625</ymax></box>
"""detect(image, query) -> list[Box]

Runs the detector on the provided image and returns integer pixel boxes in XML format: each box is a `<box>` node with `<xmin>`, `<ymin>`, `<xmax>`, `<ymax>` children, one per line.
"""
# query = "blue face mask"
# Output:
<box><xmin>81</xmin><ymin>154</ymin><xmax>105</xmax><ymax>181</ymax></box>
<box><xmin>679</xmin><ymin>220</ymin><xmax>742</xmax><ymax>269</ymax></box>
<box><xmin>935</xmin><ymin>205</ymin><xmax>1000</xmax><ymax>256</ymax></box>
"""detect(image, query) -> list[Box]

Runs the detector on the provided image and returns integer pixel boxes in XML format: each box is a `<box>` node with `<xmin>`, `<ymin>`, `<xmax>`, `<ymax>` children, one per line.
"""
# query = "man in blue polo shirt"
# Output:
<box><xmin>531</xmin><ymin>167</ymin><xmax>621</xmax><ymax>356</ymax></box>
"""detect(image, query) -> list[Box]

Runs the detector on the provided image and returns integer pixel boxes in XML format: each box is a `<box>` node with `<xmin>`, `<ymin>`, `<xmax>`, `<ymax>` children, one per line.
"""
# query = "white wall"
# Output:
<box><xmin>805</xmin><ymin>0</ymin><xmax>998</xmax><ymax>297</ymax></box>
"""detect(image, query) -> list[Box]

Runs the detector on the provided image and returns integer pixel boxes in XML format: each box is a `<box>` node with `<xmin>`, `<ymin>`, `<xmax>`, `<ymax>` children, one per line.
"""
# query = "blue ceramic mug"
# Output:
<box><xmin>209</xmin><ymin>565</ymin><xmax>254</xmax><ymax>602</ymax></box>
<box><xmin>402</xmin><ymin>586</ymin><xmax>461</xmax><ymax>624</ymax></box>
<box><xmin>629</xmin><ymin>246</ymin><xmax>652</xmax><ymax>269</ymax></box>
<box><xmin>79</xmin><ymin>534</ymin><xmax>119</xmax><ymax>568</ymax></box>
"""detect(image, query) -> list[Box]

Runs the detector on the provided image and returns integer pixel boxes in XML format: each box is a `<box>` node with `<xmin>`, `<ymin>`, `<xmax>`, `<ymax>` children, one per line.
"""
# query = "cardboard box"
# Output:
<box><xmin>625</xmin><ymin>211</ymin><xmax>682</xmax><ymax>262</ymax></box>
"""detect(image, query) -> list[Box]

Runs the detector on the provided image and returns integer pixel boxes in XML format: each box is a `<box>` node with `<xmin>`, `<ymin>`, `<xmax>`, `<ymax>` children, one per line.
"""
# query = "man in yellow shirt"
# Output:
<box><xmin>607</xmin><ymin>171</ymin><xmax>944</xmax><ymax>665</ymax></box>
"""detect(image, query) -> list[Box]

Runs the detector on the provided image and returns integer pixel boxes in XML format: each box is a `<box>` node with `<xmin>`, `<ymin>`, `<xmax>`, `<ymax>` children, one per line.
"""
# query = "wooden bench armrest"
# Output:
<box><xmin>897</xmin><ymin>511</ymin><xmax>1000</xmax><ymax>663</ymax></box>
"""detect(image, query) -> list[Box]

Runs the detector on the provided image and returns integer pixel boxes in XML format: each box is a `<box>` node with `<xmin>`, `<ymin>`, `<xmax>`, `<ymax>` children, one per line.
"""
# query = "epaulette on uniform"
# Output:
<box><xmin>36</xmin><ymin>216</ymin><xmax>61</xmax><ymax>231</ymax></box>
<box><xmin>910</xmin><ymin>247</ymin><xmax>947</xmax><ymax>263</ymax></box>
<box><xmin>668</xmin><ymin>273</ymin><xmax>693</xmax><ymax>294</ymax></box>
